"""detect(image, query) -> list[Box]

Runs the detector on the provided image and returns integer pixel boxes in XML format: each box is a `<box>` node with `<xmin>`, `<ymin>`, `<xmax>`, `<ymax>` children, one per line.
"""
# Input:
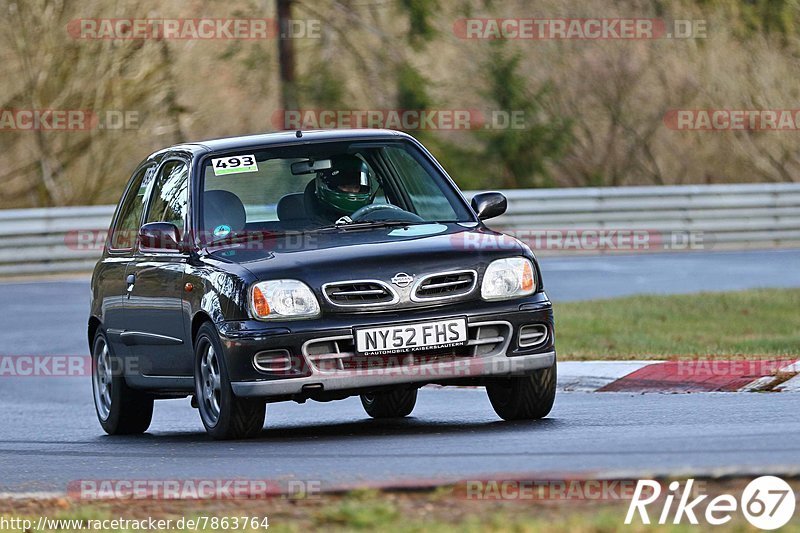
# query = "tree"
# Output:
<box><xmin>476</xmin><ymin>43</ymin><xmax>572</xmax><ymax>189</ymax></box>
<box><xmin>0</xmin><ymin>0</ymin><xmax>186</xmax><ymax>207</ymax></box>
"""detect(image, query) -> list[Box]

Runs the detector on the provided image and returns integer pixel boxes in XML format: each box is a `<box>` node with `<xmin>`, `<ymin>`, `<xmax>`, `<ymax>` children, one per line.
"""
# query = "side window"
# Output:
<box><xmin>110</xmin><ymin>165</ymin><xmax>156</xmax><ymax>250</ymax></box>
<box><xmin>145</xmin><ymin>160</ymin><xmax>189</xmax><ymax>229</ymax></box>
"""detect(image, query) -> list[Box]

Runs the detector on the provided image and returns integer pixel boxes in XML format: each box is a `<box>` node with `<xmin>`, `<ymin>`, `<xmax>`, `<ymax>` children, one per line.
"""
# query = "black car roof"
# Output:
<box><xmin>151</xmin><ymin>129</ymin><xmax>412</xmax><ymax>159</ymax></box>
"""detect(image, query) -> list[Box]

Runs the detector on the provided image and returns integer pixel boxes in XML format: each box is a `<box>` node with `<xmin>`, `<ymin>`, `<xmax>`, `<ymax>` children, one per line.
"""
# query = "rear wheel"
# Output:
<box><xmin>194</xmin><ymin>322</ymin><xmax>265</xmax><ymax>440</ymax></box>
<box><xmin>486</xmin><ymin>362</ymin><xmax>556</xmax><ymax>421</ymax></box>
<box><xmin>360</xmin><ymin>388</ymin><xmax>417</xmax><ymax>418</ymax></box>
<box><xmin>92</xmin><ymin>330</ymin><xmax>153</xmax><ymax>435</ymax></box>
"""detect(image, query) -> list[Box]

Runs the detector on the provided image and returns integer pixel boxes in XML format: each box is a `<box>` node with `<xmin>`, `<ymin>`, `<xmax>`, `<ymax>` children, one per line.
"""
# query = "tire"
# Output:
<box><xmin>360</xmin><ymin>388</ymin><xmax>417</xmax><ymax>418</ymax></box>
<box><xmin>194</xmin><ymin>322</ymin><xmax>265</xmax><ymax>440</ymax></box>
<box><xmin>92</xmin><ymin>329</ymin><xmax>154</xmax><ymax>435</ymax></box>
<box><xmin>486</xmin><ymin>361</ymin><xmax>556</xmax><ymax>421</ymax></box>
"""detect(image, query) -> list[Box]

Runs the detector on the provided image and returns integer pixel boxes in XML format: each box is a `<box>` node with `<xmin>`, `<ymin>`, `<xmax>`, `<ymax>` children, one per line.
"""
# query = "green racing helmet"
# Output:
<box><xmin>314</xmin><ymin>154</ymin><xmax>372</xmax><ymax>216</ymax></box>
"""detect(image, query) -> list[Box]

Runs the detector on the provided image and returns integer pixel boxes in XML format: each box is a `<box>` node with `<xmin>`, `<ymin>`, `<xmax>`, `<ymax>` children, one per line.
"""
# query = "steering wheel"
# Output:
<box><xmin>349</xmin><ymin>204</ymin><xmax>424</xmax><ymax>223</ymax></box>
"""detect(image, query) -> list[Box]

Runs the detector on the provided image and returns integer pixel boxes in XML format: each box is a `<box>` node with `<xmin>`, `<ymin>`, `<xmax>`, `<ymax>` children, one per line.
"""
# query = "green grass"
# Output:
<box><xmin>555</xmin><ymin>288</ymin><xmax>800</xmax><ymax>360</ymax></box>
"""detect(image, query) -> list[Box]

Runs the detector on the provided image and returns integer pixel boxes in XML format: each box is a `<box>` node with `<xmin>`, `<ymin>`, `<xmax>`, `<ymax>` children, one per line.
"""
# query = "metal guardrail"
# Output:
<box><xmin>487</xmin><ymin>183</ymin><xmax>800</xmax><ymax>247</ymax></box>
<box><xmin>0</xmin><ymin>183</ymin><xmax>798</xmax><ymax>276</ymax></box>
<box><xmin>0</xmin><ymin>205</ymin><xmax>115</xmax><ymax>276</ymax></box>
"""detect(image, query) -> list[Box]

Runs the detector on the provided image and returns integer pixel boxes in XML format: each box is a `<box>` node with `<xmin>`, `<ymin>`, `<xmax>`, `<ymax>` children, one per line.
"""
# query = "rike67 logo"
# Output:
<box><xmin>626</xmin><ymin>476</ymin><xmax>796</xmax><ymax>529</ymax></box>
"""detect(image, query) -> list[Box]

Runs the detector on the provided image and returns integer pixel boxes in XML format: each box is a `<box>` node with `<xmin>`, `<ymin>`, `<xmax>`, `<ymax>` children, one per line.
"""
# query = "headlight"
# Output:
<box><xmin>480</xmin><ymin>257</ymin><xmax>536</xmax><ymax>301</ymax></box>
<box><xmin>250</xmin><ymin>280</ymin><xmax>320</xmax><ymax>320</ymax></box>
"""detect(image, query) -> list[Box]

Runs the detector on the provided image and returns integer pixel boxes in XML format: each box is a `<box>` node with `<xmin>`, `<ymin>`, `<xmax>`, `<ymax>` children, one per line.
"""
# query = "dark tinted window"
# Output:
<box><xmin>110</xmin><ymin>164</ymin><xmax>156</xmax><ymax>250</ymax></box>
<box><xmin>199</xmin><ymin>140</ymin><xmax>472</xmax><ymax>229</ymax></box>
<box><xmin>145</xmin><ymin>160</ymin><xmax>189</xmax><ymax>229</ymax></box>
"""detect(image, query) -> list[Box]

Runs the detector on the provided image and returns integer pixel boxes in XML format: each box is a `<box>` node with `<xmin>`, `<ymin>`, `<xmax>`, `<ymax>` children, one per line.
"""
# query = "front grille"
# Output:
<box><xmin>323</xmin><ymin>280</ymin><xmax>397</xmax><ymax>307</ymax></box>
<box><xmin>304</xmin><ymin>336</ymin><xmax>355</xmax><ymax>371</ymax></box>
<box><xmin>302</xmin><ymin>321</ymin><xmax>511</xmax><ymax>373</ymax></box>
<box><xmin>413</xmin><ymin>270</ymin><xmax>476</xmax><ymax>301</ymax></box>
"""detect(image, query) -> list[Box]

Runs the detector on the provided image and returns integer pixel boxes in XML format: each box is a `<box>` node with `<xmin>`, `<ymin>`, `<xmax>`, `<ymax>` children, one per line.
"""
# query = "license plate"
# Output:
<box><xmin>355</xmin><ymin>318</ymin><xmax>468</xmax><ymax>355</ymax></box>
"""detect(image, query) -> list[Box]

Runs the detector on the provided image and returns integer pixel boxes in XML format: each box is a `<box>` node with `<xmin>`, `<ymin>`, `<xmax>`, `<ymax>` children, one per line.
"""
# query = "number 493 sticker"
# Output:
<box><xmin>211</xmin><ymin>154</ymin><xmax>258</xmax><ymax>176</ymax></box>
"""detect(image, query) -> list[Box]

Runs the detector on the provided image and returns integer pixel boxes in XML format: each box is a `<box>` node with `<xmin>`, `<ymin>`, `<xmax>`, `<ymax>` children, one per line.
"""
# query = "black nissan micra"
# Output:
<box><xmin>90</xmin><ymin>129</ymin><xmax>556</xmax><ymax>439</ymax></box>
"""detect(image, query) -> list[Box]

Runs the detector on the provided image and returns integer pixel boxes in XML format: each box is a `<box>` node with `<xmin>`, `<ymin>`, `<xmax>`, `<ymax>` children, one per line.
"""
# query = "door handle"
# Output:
<box><xmin>126</xmin><ymin>274</ymin><xmax>135</xmax><ymax>293</ymax></box>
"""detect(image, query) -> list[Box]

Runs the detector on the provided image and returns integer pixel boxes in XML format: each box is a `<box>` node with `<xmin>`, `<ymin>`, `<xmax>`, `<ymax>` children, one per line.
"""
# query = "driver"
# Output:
<box><xmin>313</xmin><ymin>154</ymin><xmax>372</xmax><ymax>222</ymax></box>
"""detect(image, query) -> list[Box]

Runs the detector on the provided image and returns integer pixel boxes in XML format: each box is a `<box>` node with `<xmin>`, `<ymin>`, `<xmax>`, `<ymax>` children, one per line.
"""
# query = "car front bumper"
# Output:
<box><xmin>219</xmin><ymin>292</ymin><xmax>555</xmax><ymax>399</ymax></box>
<box><xmin>230</xmin><ymin>350</ymin><xmax>555</xmax><ymax>398</ymax></box>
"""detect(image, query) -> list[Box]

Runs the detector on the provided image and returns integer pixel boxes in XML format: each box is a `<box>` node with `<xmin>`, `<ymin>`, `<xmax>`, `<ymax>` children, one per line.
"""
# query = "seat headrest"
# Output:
<box><xmin>204</xmin><ymin>190</ymin><xmax>246</xmax><ymax>235</ymax></box>
<box><xmin>277</xmin><ymin>193</ymin><xmax>307</xmax><ymax>222</ymax></box>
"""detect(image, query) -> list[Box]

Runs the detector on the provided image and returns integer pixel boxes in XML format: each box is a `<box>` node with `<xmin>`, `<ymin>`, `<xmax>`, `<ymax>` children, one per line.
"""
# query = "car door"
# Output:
<box><xmin>124</xmin><ymin>157</ymin><xmax>192</xmax><ymax>377</ymax></box>
<box><xmin>97</xmin><ymin>163</ymin><xmax>157</xmax><ymax>357</ymax></box>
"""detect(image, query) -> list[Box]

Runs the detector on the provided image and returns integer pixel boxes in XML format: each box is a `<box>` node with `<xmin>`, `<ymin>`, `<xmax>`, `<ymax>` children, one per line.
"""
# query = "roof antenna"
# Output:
<box><xmin>295</xmin><ymin>130</ymin><xmax>303</xmax><ymax>138</ymax></box>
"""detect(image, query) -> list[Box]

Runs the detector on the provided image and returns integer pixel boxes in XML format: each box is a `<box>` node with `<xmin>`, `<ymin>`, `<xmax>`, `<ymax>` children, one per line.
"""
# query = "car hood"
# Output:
<box><xmin>209</xmin><ymin>223</ymin><xmax>527</xmax><ymax>295</ymax></box>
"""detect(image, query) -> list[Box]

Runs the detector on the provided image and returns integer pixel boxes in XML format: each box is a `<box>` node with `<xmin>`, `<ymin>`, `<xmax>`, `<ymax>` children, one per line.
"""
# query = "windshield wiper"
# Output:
<box><xmin>318</xmin><ymin>220</ymin><xmax>424</xmax><ymax>232</ymax></box>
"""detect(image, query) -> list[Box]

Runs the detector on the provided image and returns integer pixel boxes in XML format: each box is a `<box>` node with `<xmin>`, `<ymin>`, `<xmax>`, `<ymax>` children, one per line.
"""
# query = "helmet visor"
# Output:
<box><xmin>322</xmin><ymin>159</ymin><xmax>371</xmax><ymax>195</ymax></box>
<box><xmin>324</xmin><ymin>172</ymin><xmax>369</xmax><ymax>194</ymax></box>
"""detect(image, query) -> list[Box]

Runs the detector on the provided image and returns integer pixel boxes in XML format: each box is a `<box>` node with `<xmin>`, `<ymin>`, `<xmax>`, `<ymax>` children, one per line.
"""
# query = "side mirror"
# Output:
<box><xmin>139</xmin><ymin>222</ymin><xmax>181</xmax><ymax>251</ymax></box>
<box><xmin>471</xmin><ymin>192</ymin><xmax>507</xmax><ymax>221</ymax></box>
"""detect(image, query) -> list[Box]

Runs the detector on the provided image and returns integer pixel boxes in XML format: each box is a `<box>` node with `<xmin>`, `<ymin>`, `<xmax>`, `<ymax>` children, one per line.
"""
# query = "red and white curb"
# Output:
<box><xmin>557</xmin><ymin>359</ymin><xmax>799</xmax><ymax>393</ymax></box>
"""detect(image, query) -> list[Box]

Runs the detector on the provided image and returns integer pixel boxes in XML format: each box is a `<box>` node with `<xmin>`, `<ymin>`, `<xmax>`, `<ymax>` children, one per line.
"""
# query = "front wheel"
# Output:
<box><xmin>92</xmin><ymin>330</ymin><xmax>153</xmax><ymax>435</ymax></box>
<box><xmin>486</xmin><ymin>362</ymin><xmax>556</xmax><ymax>421</ymax></box>
<box><xmin>360</xmin><ymin>388</ymin><xmax>417</xmax><ymax>418</ymax></box>
<box><xmin>194</xmin><ymin>322</ymin><xmax>265</xmax><ymax>440</ymax></box>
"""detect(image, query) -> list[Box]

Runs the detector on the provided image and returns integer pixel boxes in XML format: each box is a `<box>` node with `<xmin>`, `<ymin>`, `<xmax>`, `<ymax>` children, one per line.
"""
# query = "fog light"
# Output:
<box><xmin>253</xmin><ymin>349</ymin><xmax>293</xmax><ymax>372</ymax></box>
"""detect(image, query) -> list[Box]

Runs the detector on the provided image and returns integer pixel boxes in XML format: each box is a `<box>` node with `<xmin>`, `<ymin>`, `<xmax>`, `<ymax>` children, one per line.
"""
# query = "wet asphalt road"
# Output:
<box><xmin>1</xmin><ymin>386</ymin><xmax>799</xmax><ymax>494</ymax></box>
<box><xmin>1</xmin><ymin>249</ymin><xmax>799</xmax><ymax>494</ymax></box>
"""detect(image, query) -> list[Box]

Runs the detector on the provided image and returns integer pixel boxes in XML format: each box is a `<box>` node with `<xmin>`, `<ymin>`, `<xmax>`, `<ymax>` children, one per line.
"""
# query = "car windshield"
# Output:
<box><xmin>199</xmin><ymin>140</ymin><xmax>473</xmax><ymax>241</ymax></box>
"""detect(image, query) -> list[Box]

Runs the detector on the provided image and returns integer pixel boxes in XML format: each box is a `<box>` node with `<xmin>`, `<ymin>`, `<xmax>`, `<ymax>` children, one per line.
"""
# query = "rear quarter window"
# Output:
<box><xmin>110</xmin><ymin>164</ymin><xmax>157</xmax><ymax>250</ymax></box>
